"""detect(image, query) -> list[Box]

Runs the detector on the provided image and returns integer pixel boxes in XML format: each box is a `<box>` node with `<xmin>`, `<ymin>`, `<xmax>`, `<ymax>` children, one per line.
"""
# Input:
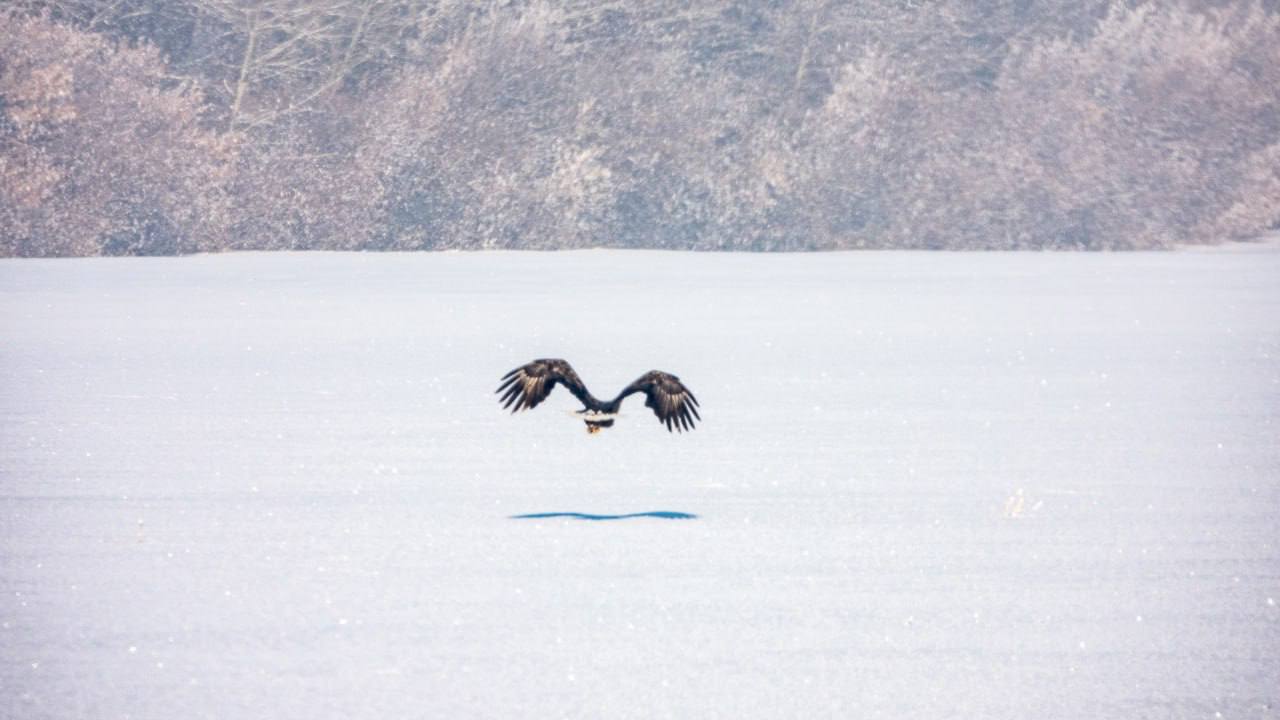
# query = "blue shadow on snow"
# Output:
<box><xmin>510</xmin><ymin>511</ymin><xmax>698</xmax><ymax>521</ymax></box>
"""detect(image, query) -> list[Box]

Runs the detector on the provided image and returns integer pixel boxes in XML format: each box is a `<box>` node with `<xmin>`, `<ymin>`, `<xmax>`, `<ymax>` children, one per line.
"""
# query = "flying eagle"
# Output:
<box><xmin>497</xmin><ymin>358</ymin><xmax>700</xmax><ymax>433</ymax></box>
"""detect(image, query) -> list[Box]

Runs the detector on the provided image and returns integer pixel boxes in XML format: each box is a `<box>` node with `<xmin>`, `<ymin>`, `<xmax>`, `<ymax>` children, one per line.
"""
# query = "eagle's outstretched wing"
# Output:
<box><xmin>619</xmin><ymin>371</ymin><xmax>701</xmax><ymax>432</ymax></box>
<box><xmin>497</xmin><ymin>358</ymin><xmax>592</xmax><ymax>412</ymax></box>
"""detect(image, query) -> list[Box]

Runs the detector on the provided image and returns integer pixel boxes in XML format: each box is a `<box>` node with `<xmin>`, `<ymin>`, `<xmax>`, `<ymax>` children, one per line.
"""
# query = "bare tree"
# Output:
<box><xmin>0</xmin><ymin>11</ymin><xmax>234</xmax><ymax>256</ymax></box>
<box><xmin>3</xmin><ymin>1</ymin><xmax>1278</xmax><ymax>255</ymax></box>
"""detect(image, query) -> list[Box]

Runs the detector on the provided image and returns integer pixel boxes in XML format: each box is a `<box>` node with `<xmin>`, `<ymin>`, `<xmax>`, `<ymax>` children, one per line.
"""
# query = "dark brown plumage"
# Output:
<box><xmin>497</xmin><ymin>358</ymin><xmax>700</xmax><ymax>433</ymax></box>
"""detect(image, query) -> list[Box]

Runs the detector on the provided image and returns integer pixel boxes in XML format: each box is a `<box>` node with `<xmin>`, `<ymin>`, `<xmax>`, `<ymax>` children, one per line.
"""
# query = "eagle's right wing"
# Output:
<box><xmin>618</xmin><ymin>370</ymin><xmax>700</xmax><ymax>432</ymax></box>
<box><xmin>496</xmin><ymin>358</ymin><xmax>591</xmax><ymax>412</ymax></box>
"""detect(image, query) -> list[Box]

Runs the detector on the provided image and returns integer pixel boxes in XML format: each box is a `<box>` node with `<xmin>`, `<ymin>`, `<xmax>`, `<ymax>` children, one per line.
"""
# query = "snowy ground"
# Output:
<box><xmin>2</xmin><ymin>245</ymin><xmax>1279</xmax><ymax>719</ymax></box>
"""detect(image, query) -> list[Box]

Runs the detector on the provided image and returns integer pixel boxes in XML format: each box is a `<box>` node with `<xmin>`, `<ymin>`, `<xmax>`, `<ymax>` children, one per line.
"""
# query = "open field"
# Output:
<box><xmin>3</xmin><ymin>245</ymin><xmax>1279</xmax><ymax>718</ymax></box>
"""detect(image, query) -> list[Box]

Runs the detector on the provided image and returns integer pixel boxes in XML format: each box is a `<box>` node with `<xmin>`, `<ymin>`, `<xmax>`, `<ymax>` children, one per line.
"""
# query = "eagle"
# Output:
<box><xmin>497</xmin><ymin>358</ymin><xmax>700</xmax><ymax>433</ymax></box>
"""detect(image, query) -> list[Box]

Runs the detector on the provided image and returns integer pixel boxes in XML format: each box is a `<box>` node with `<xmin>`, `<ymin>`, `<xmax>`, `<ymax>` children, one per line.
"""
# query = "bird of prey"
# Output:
<box><xmin>497</xmin><ymin>358</ymin><xmax>700</xmax><ymax>433</ymax></box>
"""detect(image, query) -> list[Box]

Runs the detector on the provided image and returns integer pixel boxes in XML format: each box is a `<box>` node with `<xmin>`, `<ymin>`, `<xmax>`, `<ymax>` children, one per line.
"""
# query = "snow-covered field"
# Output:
<box><xmin>2</xmin><ymin>245</ymin><xmax>1279</xmax><ymax>719</ymax></box>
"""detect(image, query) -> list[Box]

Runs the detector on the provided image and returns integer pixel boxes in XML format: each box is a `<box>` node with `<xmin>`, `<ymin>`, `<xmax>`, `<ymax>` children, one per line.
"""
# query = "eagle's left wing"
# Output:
<box><xmin>619</xmin><ymin>370</ymin><xmax>701</xmax><ymax>432</ymax></box>
<box><xmin>497</xmin><ymin>358</ymin><xmax>591</xmax><ymax>412</ymax></box>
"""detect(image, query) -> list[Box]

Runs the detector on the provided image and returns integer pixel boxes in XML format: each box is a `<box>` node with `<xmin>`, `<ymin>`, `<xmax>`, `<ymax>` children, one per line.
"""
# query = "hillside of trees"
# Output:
<box><xmin>2</xmin><ymin>1</ymin><xmax>1278</xmax><ymax>255</ymax></box>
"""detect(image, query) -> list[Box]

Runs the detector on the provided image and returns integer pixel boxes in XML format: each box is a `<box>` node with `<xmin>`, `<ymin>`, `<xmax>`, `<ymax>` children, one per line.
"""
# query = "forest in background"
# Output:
<box><xmin>2</xmin><ymin>0</ymin><xmax>1278</xmax><ymax>256</ymax></box>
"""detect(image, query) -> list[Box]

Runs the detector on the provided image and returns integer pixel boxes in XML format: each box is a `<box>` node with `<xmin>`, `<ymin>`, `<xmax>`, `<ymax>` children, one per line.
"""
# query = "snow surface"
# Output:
<box><xmin>2</xmin><ymin>247</ymin><xmax>1279</xmax><ymax>719</ymax></box>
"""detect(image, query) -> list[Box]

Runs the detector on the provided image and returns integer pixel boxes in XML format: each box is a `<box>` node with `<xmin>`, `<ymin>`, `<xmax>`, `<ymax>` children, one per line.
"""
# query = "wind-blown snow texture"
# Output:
<box><xmin>2</xmin><ymin>246</ymin><xmax>1278</xmax><ymax>719</ymax></box>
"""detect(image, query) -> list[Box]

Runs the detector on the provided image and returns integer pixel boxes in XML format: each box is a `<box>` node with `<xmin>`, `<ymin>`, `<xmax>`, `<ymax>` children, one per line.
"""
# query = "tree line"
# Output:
<box><xmin>2</xmin><ymin>0</ymin><xmax>1277</xmax><ymax>256</ymax></box>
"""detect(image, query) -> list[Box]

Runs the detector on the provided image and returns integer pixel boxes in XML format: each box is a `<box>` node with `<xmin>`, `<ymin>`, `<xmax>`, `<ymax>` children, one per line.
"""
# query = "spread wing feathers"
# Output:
<box><xmin>496</xmin><ymin>358</ymin><xmax>591</xmax><ymax>413</ymax></box>
<box><xmin>620</xmin><ymin>371</ymin><xmax>701</xmax><ymax>432</ymax></box>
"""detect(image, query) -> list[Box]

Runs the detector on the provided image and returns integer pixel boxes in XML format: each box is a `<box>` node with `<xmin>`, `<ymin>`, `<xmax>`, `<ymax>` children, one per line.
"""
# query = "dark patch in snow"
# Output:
<box><xmin>511</xmin><ymin>511</ymin><xmax>698</xmax><ymax>521</ymax></box>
